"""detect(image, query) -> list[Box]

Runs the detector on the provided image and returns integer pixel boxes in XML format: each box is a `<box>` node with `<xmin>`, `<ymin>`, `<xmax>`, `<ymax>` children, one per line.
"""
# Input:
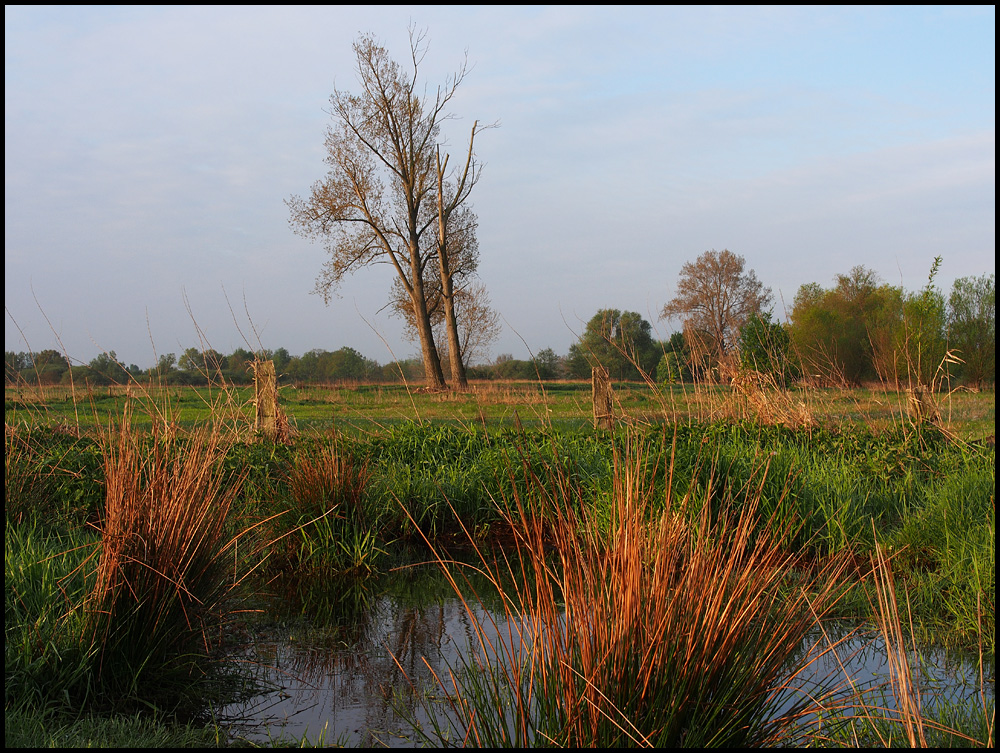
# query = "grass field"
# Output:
<box><xmin>5</xmin><ymin>378</ymin><xmax>995</xmax><ymax>747</ymax></box>
<box><xmin>6</xmin><ymin>378</ymin><xmax>995</xmax><ymax>440</ymax></box>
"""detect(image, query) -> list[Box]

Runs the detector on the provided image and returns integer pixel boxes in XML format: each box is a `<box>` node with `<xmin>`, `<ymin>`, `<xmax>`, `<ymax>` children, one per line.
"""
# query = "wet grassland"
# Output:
<box><xmin>5</xmin><ymin>382</ymin><xmax>995</xmax><ymax>746</ymax></box>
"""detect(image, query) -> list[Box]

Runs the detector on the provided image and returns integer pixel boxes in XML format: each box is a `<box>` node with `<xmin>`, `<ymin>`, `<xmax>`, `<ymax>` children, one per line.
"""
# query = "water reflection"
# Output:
<box><xmin>220</xmin><ymin>562</ymin><xmax>993</xmax><ymax>747</ymax></box>
<box><xmin>219</xmin><ymin>559</ymin><xmax>522</xmax><ymax>746</ymax></box>
<box><xmin>797</xmin><ymin>621</ymin><xmax>992</xmax><ymax>712</ymax></box>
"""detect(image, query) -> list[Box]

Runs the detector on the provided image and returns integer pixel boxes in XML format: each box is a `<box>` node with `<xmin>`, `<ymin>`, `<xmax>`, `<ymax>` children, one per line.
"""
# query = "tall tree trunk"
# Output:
<box><xmin>436</xmin><ymin>149</ymin><xmax>469</xmax><ymax>388</ymax></box>
<box><xmin>440</xmin><ymin>268</ymin><xmax>468</xmax><ymax>387</ymax></box>
<box><xmin>409</xmin><ymin>248</ymin><xmax>447</xmax><ymax>389</ymax></box>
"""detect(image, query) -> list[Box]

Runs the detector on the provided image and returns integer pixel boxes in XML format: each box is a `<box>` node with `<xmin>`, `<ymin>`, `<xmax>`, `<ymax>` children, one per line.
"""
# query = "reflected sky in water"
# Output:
<box><xmin>219</xmin><ymin>562</ymin><xmax>993</xmax><ymax>747</ymax></box>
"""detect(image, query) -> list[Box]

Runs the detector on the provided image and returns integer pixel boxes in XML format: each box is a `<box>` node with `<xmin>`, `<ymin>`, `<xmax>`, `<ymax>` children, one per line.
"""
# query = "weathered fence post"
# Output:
<box><xmin>906</xmin><ymin>384</ymin><xmax>940</xmax><ymax>426</ymax></box>
<box><xmin>254</xmin><ymin>359</ymin><xmax>278</xmax><ymax>439</ymax></box>
<box><xmin>592</xmin><ymin>366</ymin><xmax>614</xmax><ymax>430</ymax></box>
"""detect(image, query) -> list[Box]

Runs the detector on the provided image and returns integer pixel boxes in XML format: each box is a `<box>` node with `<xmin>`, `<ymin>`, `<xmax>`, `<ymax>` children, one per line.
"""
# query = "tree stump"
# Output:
<box><xmin>592</xmin><ymin>366</ymin><xmax>614</xmax><ymax>430</ymax></box>
<box><xmin>253</xmin><ymin>359</ymin><xmax>278</xmax><ymax>439</ymax></box>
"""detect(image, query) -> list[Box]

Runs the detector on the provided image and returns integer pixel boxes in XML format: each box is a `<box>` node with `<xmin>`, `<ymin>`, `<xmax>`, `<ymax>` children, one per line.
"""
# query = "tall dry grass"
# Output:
<box><xmin>404</xmin><ymin>433</ymin><xmax>854</xmax><ymax>747</ymax></box>
<box><xmin>870</xmin><ymin>540</ymin><xmax>929</xmax><ymax>747</ymax></box>
<box><xmin>85</xmin><ymin>415</ymin><xmax>253</xmax><ymax>701</ymax></box>
<box><xmin>851</xmin><ymin>541</ymin><xmax>995</xmax><ymax>748</ymax></box>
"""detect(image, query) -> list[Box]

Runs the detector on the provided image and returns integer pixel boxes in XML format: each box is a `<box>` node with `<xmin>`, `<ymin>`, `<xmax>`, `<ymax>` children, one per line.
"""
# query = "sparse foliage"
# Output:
<box><xmin>389</xmin><ymin>208</ymin><xmax>500</xmax><ymax>368</ymax></box>
<box><xmin>286</xmin><ymin>28</ymin><xmax>490</xmax><ymax>389</ymax></box>
<box><xmin>660</xmin><ymin>249</ymin><xmax>772</xmax><ymax>368</ymax></box>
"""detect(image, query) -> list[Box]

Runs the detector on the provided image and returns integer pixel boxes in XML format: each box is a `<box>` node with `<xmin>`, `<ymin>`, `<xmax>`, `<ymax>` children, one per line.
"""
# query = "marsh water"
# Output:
<box><xmin>218</xmin><ymin>558</ymin><xmax>993</xmax><ymax>747</ymax></box>
<box><xmin>219</xmin><ymin>554</ymin><xmax>528</xmax><ymax>746</ymax></box>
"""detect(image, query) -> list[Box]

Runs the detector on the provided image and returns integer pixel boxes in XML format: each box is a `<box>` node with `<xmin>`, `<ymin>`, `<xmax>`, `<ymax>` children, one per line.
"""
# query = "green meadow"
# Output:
<box><xmin>6</xmin><ymin>378</ymin><xmax>995</xmax><ymax>436</ymax></box>
<box><xmin>5</xmin><ymin>380</ymin><xmax>995</xmax><ymax>746</ymax></box>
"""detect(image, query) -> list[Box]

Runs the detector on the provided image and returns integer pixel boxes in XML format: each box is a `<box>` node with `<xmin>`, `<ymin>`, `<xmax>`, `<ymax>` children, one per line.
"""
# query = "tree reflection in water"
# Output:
<box><xmin>217</xmin><ymin>560</ymin><xmax>992</xmax><ymax>747</ymax></box>
<box><xmin>218</xmin><ymin>558</ymin><xmax>517</xmax><ymax>747</ymax></box>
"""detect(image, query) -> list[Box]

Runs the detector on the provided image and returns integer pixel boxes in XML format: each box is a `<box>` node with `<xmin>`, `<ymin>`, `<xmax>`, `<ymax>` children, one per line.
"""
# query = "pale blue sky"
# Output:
<box><xmin>5</xmin><ymin>5</ymin><xmax>995</xmax><ymax>368</ymax></box>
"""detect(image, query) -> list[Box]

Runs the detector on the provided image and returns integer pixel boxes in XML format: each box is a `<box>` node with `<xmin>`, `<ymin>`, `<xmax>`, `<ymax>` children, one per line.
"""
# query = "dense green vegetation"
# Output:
<box><xmin>5</xmin><ymin>382</ymin><xmax>994</xmax><ymax>747</ymax></box>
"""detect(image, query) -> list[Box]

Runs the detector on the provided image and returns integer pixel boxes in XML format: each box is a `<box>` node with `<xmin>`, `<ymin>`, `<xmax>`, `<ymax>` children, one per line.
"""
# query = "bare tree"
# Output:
<box><xmin>286</xmin><ymin>28</ymin><xmax>487</xmax><ymax>389</ymax></box>
<box><xmin>434</xmin><ymin>137</ymin><xmax>485</xmax><ymax>386</ymax></box>
<box><xmin>388</xmin><ymin>207</ymin><xmax>501</xmax><ymax>369</ymax></box>
<box><xmin>660</xmin><ymin>249</ymin><xmax>772</xmax><ymax>369</ymax></box>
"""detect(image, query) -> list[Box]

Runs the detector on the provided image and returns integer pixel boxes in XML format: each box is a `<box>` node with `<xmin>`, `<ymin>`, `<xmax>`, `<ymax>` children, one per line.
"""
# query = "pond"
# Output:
<box><xmin>219</xmin><ymin>555</ymin><xmax>527</xmax><ymax>747</ymax></box>
<box><xmin>218</xmin><ymin>559</ymin><xmax>994</xmax><ymax>747</ymax></box>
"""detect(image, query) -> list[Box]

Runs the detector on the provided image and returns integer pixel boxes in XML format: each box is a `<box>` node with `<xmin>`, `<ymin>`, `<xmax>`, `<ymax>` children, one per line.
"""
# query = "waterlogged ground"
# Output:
<box><xmin>220</xmin><ymin>557</ymin><xmax>529</xmax><ymax>747</ymax></box>
<box><xmin>220</xmin><ymin>562</ymin><xmax>994</xmax><ymax>747</ymax></box>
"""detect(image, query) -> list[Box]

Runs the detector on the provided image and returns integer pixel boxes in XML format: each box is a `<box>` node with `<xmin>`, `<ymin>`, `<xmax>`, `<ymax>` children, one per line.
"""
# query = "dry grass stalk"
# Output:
<box><xmin>860</xmin><ymin>541</ymin><xmax>994</xmax><ymax>748</ymax></box>
<box><xmin>87</xmin><ymin>413</ymin><xmax>248</xmax><ymax>688</ymax></box>
<box><xmin>5</xmin><ymin>425</ymin><xmax>42</xmax><ymax>525</ymax></box>
<box><xmin>905</xmin><ymin>385</ymin><xmax>940</xmax><ymax>426</ymax></box>
<box><xmin>869</xmin><ymin>541</ymin><xmax>929</xmax><ymax>747</ymax></box>
<box><xmin>468</xmin><ymin>381</ymin><xmax>547</xmax><ymax>406</ymax></box>
<box><xmin>409</xmin><ymin>434</ymin><xmax>852</xmax><ymax>747</ymax></box>
<box><xmin>728</xmin><ymin>367</ymin><xmax>816</xmax><ymax>428</ymax></box>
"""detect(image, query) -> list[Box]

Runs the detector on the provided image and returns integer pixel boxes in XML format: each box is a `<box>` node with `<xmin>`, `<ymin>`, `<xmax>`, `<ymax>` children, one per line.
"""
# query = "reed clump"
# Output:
<box><xmin>727</xmin><ymin>367</ymin><xmax>817</xmax><ymax>428</ymax></box>
<box><xmin>285</xmin><ymin>442</ymin><xmax>368</xmax><ymax>523</ymax></box>
<box><xmin>412</xmin><ymin>432</ymin><xmax>854</xmax><ymax>747</ymax></box>
<box><xmin>269</xmin><ymin>441</ymin><xmax>376</xmax><ymax>574</ymax></box>
<box><xmin>84</xmin><ymin>417</ymin><xmax>249</xmax><ymax>705</ymax></box>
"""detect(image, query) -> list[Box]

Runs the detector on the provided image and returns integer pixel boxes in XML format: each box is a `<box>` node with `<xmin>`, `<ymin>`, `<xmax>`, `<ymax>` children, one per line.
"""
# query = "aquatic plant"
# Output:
<box><xmin>402</xmin><ymin>431</ymin><xmax>855</xmax><ymax>747</ymax></box>
<box><xmin>84</xmin><ymin>418</ymin><xmax>254</xmax><ymax>706</ymax></box>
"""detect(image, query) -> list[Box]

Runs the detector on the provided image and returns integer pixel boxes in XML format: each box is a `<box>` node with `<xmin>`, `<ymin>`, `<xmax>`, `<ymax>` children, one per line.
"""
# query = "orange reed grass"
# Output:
<box><xmin>86</xmin><ymin>417</ymin><xmax>250</xmax><ymax>699</ymax></box>
<box><xmin>405</xmin><ymin>432</ymin><xmax>853</xmax><ymax>747</ymax></box>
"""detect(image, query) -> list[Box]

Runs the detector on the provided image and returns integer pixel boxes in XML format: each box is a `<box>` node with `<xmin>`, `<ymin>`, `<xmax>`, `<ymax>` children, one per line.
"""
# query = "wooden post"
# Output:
<box><xmin>254</xmin><ymin>359</ymin><xmax>278</xmax><ymax>439</ymax></box>
<box><xmin>906</xmin><ymin>385</ymin><xmax>940</xmax><ymax>426</ymax></box>
<box><xmin>592</xmin><ymin>366</ymin><xmax>614</xmax><ymax>430</ymax></box>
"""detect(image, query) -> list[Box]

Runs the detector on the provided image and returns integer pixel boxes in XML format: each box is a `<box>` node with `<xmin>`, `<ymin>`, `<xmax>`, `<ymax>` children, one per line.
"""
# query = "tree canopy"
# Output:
<box><xmin>787</xmin><ymin>261</ymin><xmax>966</xmax><ymax>388</ymax></box>
<box><xmin>789</xmin><ymin>266</ymin><xmax>900</xmax><ymax>386</ymax></box>
<box><xmin>738</xmin><ymin>312</ymin><xmax>798</xmax><ymax>386</ymax></box>
<box><xmin>660</xmin><ymin>249</ymin><xmax>772</xmax><ymax>367</ymax></box>
<box><xmin>948</xmin><ymin>272</ymin><xmax>995</xmax><ymax>387</ymax></box>
<box><xmin>287</xmin><ymin>28</ymin><xmax>489</xmax><ymax>389</ymax></box>
<box><xmin>567</xmin><ymin>309</ymin><xmax>661</xmax><ymax>381</ymax></box>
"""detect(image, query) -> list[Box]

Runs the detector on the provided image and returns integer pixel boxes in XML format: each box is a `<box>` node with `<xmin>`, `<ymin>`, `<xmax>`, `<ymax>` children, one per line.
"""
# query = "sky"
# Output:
<box><xmin>5</xmin><ymin>5</ymin><xmax>995</xmax><ymax>370</ymax></box>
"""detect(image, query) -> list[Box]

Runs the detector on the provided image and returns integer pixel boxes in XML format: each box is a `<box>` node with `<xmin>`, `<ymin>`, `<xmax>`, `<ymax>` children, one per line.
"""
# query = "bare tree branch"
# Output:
<box><xmin>287</xmin><ymin>31</ymin><xmax>491</xmax><ymax>388</ymax></box>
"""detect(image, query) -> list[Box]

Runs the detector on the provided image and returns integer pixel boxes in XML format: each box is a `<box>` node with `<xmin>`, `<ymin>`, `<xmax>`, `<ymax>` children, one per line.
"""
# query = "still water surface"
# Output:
<box><xmin>218</xmin><ymin>561</ymin><xmax>992</xmax><ymax>747</ymax></box>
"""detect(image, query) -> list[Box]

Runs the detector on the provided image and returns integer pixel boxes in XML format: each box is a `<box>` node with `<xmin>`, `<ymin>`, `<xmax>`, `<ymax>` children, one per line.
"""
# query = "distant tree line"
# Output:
<box><xmin>6</xmin><ymin>262</ymin><xmax>993</xmax><ymax>390</ymax></box>
<box><xmin>556</xmin><ymin>255</ymin><xmax>993</xmax><ymax>390</ymax></box>
<box><xmin>4</xmin><ymin>346</ymin><xmax>425</xmax><ymax>387</ymax></box>
<box><xmin>654</xmin><ymin>252</ymin><xmax>994</xmax><ymax>390</ymax></box>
